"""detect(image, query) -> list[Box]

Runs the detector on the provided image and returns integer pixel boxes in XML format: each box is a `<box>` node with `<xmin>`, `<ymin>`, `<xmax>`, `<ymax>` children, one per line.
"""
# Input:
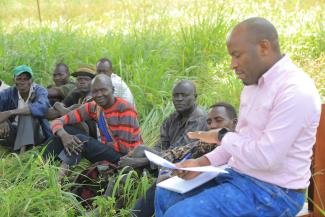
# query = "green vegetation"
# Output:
<box><xmin>0</xmin><ymin>0</ymin><xmax>324</xmax><ymax>216</ymax></box>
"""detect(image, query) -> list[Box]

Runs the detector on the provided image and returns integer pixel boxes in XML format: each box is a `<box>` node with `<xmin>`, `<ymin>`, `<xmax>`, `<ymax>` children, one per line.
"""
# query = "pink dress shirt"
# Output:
<box><xmin>206</xmin><ymin>55</ymin><xmax>321</xmax><ymax>189</ymax></box>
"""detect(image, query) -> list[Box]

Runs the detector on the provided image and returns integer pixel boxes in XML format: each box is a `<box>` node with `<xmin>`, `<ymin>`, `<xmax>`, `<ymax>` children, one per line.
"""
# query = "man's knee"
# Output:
<box><xmin>130</xmin><ymin>145</ymin><xmax>149</xmax><ymax>157</ymax></box>
<box><xmin>155</xmin><ymin>187</ymin><xmax>177</xmax><ymax>211</ymax></box>
<box><xmin>42</xmin><ymin>136</ymin><xmax>64</xmax><ymax>160</ymax></box>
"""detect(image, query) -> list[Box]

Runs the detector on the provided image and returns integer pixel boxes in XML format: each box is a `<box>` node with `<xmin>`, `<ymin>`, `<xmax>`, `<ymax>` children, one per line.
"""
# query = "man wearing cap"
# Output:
<box><xmin>96</xmin><ymin>58</ymin><xmax>134</xmax><ymax>105</ymax></box>
<box><xmin>0</xmin><ymin>65</ymin><xmax>51</xmax><ymax>153</ymax></box>
<box><xmin>45</xmin><ymin>66</ymin><xmax>97</xmax><ymax>137</ymax></box>
<box><xmin>47</xmin><ymin>63</ymin><xmax>75</xmax><ymax>105</ymax></box>
<box><xmin>46</xmin><ymin>66</ymin><xmax>96</xmax><ymax>120</ymax></box>
<box><xmin>0</xmin><ymin>79</ymin><xmax>10</xmax><ymax>91</ymax></box>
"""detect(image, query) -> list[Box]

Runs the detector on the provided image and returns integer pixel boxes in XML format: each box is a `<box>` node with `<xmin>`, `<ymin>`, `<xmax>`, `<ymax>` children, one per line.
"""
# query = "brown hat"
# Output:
<box><xmin>72</xmin><ymin>65</ymin><xmax>96</xmax><ymax>78</ymax></box>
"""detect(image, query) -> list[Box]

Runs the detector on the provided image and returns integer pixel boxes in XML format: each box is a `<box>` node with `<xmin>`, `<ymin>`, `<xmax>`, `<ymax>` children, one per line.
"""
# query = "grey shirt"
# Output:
<box><xmin>154</xmin><ymin>105</ymin><xmax>208</xmax><ymax>152</ymax></box>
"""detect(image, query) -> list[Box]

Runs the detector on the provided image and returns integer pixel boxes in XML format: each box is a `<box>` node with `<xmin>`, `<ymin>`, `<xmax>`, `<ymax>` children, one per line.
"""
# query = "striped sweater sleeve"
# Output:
<box><xmin>51</xmin><ymin>102</ymin><xmax>96</xmax><ymax>135</ymax></box>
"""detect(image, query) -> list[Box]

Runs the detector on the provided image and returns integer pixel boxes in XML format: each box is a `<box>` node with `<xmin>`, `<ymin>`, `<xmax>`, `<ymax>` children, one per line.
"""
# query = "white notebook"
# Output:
<box><xmin>144</xmin><ymin>150</ymin><xmax>228</xmax><ymax>173</ymax></box>
<box><xmin>157</xmin><ymin>165</ymin><xmax>229</xmax><ymax>194</ymax></box>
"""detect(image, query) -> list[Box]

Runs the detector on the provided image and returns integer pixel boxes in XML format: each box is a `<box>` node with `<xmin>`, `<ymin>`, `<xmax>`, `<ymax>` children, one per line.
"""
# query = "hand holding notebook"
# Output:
<box><xmin>144</xmin><ymin>150</ymin><xmax>228</xmax><ymax>173</ymax></box>
<box><xmin>144</xmin><ymin>150</ymin><xmax>229</xmax><ymax>193</ymax></box>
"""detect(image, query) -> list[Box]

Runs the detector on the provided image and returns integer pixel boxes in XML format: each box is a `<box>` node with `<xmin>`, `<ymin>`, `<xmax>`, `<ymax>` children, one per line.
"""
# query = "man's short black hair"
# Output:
<box><xmin>97</xmin><ymin>58</ymin><xmax>113</xmax><ymax>68</ymax></box>
<box><xmin>210</xmin><ymin>102</ymin><xmax>237</xmax><ymax>119</ymax></box>
<box><xmin>55</xmin><ymin>63</ymin><xmax>69</xmax><ymax>74</ymax></box>
<box><xmin>174</xmin><ymin>80</ymin><xmax>197</xmax><ymax>97</ymax></box>
<box><xmin>237</xmin><ymin>17</ymin><xmax>280</xmax><ymax>53</ymax></box>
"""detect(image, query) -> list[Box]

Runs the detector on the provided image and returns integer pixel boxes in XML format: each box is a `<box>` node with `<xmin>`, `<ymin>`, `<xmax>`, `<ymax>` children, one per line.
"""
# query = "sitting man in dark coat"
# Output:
<box><xmin>132</xmin><ymin>102</ymin><xmax>238</xmax><ymax>217</ymax></box>
<box><xmin>118</xmin><ymin>80</ymin><xmax>208</xmax><ymax>169</ymax></box>
<box><xmin>47</xmin><ymin>63</ymin><xmax>75</xmax><ymax>105</ymax></box>
<box><xmin>0</xmin><ymin>65</ymin><xmax>51</xmax><ymax>153</ymax></box>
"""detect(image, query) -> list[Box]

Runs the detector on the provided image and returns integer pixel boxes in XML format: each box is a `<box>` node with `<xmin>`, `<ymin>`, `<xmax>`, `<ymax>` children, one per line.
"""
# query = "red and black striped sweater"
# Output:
<box><xmin>51</xmin><ymin>97</ymin><xmax>142</xmax><ymax>154</ymax></box>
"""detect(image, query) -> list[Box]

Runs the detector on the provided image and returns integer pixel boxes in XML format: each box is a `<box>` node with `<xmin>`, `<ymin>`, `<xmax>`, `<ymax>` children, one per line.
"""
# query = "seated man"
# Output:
<box><xmin>132</xmin><ymin>102</ymin><xmax>238</xmax><ymax>217</ymax></box>
<box><xmin>47</xmin><ymin>63</ymin><xmax>75</xmax><ymax>105</ymax></box>
<box><xmin>0</xmin><ymin>65</ymin><xmax>51</xmax><ymax>153</ymax></box>
<box><xmin>154</xmin><ymin>17</ymin><xmax>321</xmax><ymax>217</ymax></box>
<box><xmin>44</xmin><ymin>74</ymin><xmax>142</xmax><ymax>178</ymax></box>
<box><xmin>46</xmin><ymin>66</ymin><xmax>96</xmax><ymax>121</ymax></box>
<box><xmin>118</xmin><ymin>80</ymin><xmax>208</xmax><ymax>169</ymax></box>
<box><xmin>96</xmin><ymin>58</ymin><xmax>134</xmax><ymax>105</ymax></box>
<box><xmin>0</xmin><ymin>79</ymin><xmax>9</xmax><ymax>91</ymax></box>
<box><xmin>163</xmin><ymin>102</ymin><xmax>238</xmax><ymax>163</ymax></box>
<box><xmin>46</xmin><ymin>66</ymin><xmax>97</xmax><ymax>138</ymax></box>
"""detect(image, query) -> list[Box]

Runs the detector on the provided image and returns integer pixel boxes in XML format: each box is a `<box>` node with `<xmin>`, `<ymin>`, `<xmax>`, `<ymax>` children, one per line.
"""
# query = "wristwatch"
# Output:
<box><xmin>218</xmin><ymin>128</ymin><xmax>229</xmax><ymax>142</ymax></box>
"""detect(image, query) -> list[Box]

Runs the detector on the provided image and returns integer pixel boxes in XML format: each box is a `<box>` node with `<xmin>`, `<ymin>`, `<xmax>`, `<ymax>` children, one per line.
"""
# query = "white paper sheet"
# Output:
<box><xmin>157</xmin><ymin>172</ymin><xmax>219</xmax><ymax>194</ymax></box>
<box><xmin>144</xmin><ymin>150</ymin><xmax>228</xmax><ymax>173</ymax></box>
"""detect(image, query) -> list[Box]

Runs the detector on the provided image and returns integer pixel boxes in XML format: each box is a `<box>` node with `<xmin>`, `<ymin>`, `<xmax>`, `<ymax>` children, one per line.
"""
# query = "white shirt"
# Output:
<box><xmin>14</xmin><ymin>84</ymin><xmax>34</xmax><ymax>123</ymax></box>
<box><xmin>111</xmin><ymin>73</ymin><xmax>134</xmax><ymax>105</ymax></box>
<box><xmin>0</xmin><ymin>80</ymin><xmax>9</xmax><ymax>91</ymax></box>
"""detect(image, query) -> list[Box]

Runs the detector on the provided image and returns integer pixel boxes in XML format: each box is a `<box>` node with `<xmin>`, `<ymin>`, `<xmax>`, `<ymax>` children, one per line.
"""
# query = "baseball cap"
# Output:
<box><xmin>12</xmin><ymin>65</ymin><xmax>33</xmax><ymax>78</ymax></box>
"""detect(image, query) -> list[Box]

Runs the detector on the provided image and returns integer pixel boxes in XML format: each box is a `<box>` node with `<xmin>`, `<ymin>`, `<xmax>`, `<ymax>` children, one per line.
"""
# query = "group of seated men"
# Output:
<box><xmin>0</xmin><ymin>57</ymin><xmax>237</xmax><ymax>216</ymax></box>
<box><xmin>1</xmin><ymin>17</ymin><xmax>320</xmax><ymax>217</ymax></box>
<box><xmin>0</xmin><ymin>58</ymin><xmax>134</xmax><ymax>152</ymax></box>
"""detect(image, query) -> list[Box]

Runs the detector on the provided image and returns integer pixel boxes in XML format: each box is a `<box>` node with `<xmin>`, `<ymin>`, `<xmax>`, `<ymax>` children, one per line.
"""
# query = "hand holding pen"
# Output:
<box><xmin>159</xmin><ymin>152</ymin><xmax>193</xmax><ymax>177</ymax></box>
<box><xmin>175</xmin><ymin>159</ymin><xmax>202</xmax><ymax>180</ymax></box>
<box><xmin>176</xmin><ymin>155</ymin><xmax>212</xmax><ymax>180</ymax></box>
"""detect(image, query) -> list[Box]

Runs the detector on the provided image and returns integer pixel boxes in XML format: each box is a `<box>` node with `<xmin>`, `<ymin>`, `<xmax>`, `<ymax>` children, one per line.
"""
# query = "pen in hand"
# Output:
<box><xmin>159</xmin><ymin>152</ymin><xmax>192</xmax><ymax>176</ymax></box>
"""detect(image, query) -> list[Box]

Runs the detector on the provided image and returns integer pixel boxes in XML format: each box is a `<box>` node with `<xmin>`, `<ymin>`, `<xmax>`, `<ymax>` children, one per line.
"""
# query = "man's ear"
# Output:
<box><xmin>259</xmin><ymin>39</ymin><xmax>272</xmax><ymax>56</ymax></box>
<box><xmin>232</xmin><ymin>118</ymin><xmax>238</xmax><ymax>128</ymax></box>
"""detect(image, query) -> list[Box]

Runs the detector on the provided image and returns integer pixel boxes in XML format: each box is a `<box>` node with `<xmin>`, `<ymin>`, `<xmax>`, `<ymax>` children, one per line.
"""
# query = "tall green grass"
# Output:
<box><xmin>0</xmin><ymin>151</ymin><xmax>84</xmax><ymax>216</ymax></box>
<box><xmin>0</xmin><ymin>0</ymin><xmax>324</xmax><ymax>216</ymax></box>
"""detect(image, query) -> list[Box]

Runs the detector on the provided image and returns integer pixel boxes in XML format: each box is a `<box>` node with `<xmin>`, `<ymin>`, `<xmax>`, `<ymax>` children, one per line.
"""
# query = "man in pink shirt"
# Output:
<box><xmin>154</xmin><ymin>17</ymin><xmax>321</xmax><ymax>217</ymax></box>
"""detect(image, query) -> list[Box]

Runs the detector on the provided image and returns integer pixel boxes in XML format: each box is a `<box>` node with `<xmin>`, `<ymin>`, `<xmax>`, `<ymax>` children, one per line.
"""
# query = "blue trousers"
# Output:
<box><xmin>155</xmin><ymin>169</ymin><xmax>305</xmax><ymax>217</ymax></box>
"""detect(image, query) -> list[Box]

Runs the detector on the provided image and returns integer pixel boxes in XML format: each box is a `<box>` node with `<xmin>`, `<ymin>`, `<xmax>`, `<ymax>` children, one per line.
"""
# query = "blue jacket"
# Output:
<box><xmin>0</xmin><ymin>83</ymin><xmax>52</xmax><ymax>139</ymax></box>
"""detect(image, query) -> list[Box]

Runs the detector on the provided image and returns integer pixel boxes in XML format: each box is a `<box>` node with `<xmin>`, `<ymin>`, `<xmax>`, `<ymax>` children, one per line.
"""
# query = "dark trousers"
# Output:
<box><xmin>133</xmin><ymin>183</ymin><xmax>156</xmax><ymax>217</ymax></box>
<box><xmin>0</xmin><ymin>122</ymin><xmax>17</xmax><ymax>151</ymax></box>
<box><xmin>42</xmin><ymin>125</ymin><xmax>86</xmax><ymax>160</ymax></box>
<box><xmin>42</xmin><ymin>126</ymin><xmax>123</xmax><ymax>166</ymax></box>
<box><xmin>0</xmin><ymin>116</ymin><xmax>44</xmax><ymax>151</ymax></box>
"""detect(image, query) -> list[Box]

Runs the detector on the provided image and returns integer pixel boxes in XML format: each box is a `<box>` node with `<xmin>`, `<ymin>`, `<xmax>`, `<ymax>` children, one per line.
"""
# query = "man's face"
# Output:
<box><xmin>226</xmin><ymin>27</ymin><xmax>265</xmax><ymax>85</ymax></box>
<box><xmin>91</xmin><ymin>79</ymin><xmax>114</xmax><ymax>107</ymax></box>
<box><xmin>76</xmin><ymin>75</ymin><xmax>92</xmax><ymax>93</ymax></box>
<box><xmin>207</xmin><ymin>106</ymin><xmax>236</xmax><ymax>130</ymax></box>
<box><xmin>14</xmin><ymin>73</ymin><xmax>32</xmax><ymax>95</ymax></box>
<box><xmin>96</xmin><ymin>62</ymin><xmax>113</xmax><ymax>76</ymax></box>
<box><xmin>172</xmin><ymin>83</ymin><xmax>196</xmax><ymax>113</ymax></box>
<box><xmin>53</xmin><ymin>65</ymin><xmax>69</xmax><ymax>86</ymax></box>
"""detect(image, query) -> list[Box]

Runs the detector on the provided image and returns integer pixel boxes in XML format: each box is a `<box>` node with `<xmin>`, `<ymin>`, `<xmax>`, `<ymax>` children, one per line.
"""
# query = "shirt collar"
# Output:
<box><xmin>175</xmin><ymin>104</ymin><xmax>197</xmax><ymax>121</ymax></box>
<box><xmin>258</xmin><ymin>54</ymin><xmax>291</xmax><ymax>87</ymax></box>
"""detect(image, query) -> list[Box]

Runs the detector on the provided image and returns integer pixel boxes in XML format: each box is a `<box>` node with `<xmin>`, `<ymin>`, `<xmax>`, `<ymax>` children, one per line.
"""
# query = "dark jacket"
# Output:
<box><xmin>0</xmin><ymin>83</ymin><xmax>52</xmax><ymax>139</ymax></box>
<box><xmin>154</xmin><ymin>105</ymin><xmax>208</xmax><ymax>151</ymax></box>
